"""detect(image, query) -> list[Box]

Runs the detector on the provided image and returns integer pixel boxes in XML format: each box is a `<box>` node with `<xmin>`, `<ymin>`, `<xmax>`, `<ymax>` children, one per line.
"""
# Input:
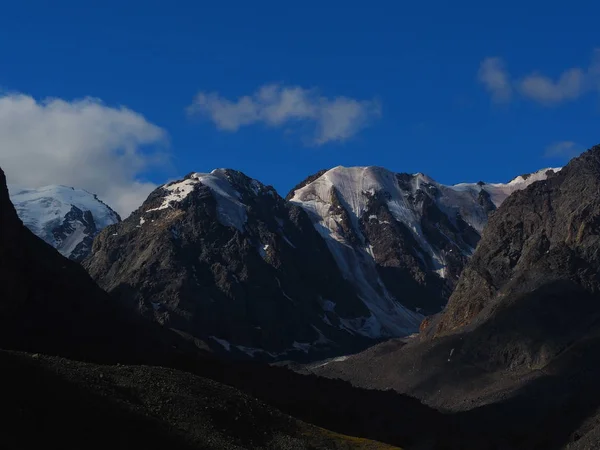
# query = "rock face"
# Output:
<box><xmin>84</xmin><ymin>169</ymin><xmax>377</xmax><ymax>359</ymax></box>
<box><xmin>1</xmin><ymin>165</ymin><xmax>447</xmax><ymax>450</ymax></box>
<box><xmin>311</xmin><ymin>146</ymin><xmax>600</xmax><ymax>448</ymax></box>
<box><xmin>84</xmin><ymin>166</ymin><xmax>560</xmax><ymax>360</ymax></box>
<box><xmin>430</xmin><ymin>146</ymin><xmax>600</xmax><ymax>368</ymax></box>
<box><xmin>288</xmin><ymin>166</ymin><xmax>560</xmax><ymax>322</ymax></box>
<box><xmin>0</xmin><ymin>167</ymin><xmax>179</xmax><ymax>364</ymax></box>
<box><xmin>9</xmin><ymin>185</ymin><xmax>120</xmax><ymax>261</ymax></box>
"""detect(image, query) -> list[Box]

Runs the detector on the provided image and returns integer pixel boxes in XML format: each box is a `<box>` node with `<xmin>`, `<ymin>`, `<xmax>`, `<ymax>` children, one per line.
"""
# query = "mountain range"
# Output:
<box><xmin>0</xmin><ymin>164</ymin><xmax>443</xmax><ymax>450</ymax></box>
<box><xmin>2</xmin><ymin>144</ymin><xmax>600</xmax><ymax>448</ymax></box>
<box><xmin>10</xmin><ymin>165</ymin><xmax>560</xmax><ymax>359</ymax></box>
<box><xmin>312</xmin><ymin>145</ymin><xmax>600</xmax><ymax>448</ymax></box>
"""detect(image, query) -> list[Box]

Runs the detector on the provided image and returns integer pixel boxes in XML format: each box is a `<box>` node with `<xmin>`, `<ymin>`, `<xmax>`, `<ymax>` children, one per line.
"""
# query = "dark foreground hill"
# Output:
<box><xmin>2</xmin><ymin>350</ymin><xmax>408</xmax><ymax>450</ymax></box>
<box><xmin>312</xmin><ymin>145</ymin><xmax>600</xmax><ymax>449</ymax></box>
<box><xmin>0</xmin><ymin>164</ymin><xmax>460</xmax><ymax>449</ymax></box>
<box><xmin>0</xmin><ymin>165</ymin><xmax>420</xmax><ymax>449</ymax></box>
<box><xmin>7</xmin><ymin>152</ymin><xmax>600</xmax><ymax>448</ymax></box>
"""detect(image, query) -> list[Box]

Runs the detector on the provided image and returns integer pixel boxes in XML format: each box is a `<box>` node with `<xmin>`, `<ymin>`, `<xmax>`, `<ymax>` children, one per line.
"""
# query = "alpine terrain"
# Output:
<box><xmin>0</xmin><ymin>164</ymin><xmax>475</xmax><ymax>450</ymax></box>
<box><xmin>312</xmin><ymin>144</ymin><xmax>600</xmax><ymax>449</ymax></box>
<box><xmin>84</xmin><ymin>165</ymin><xmax>559</xmax><ymax>360</ymax></box>
<box><xmin>9</xmin><ymin>185</ymin><xmax>120</xmax><ymax>261</ymax></box>
<box><xmin>84</xmin><ymin>169</ymin><xmax>375</xmax><ymax>360</ymax></box>
<box><xmin>288</xmin><ymin>165</ymin><xmax>561</xmax><ymax>320</ymax></box>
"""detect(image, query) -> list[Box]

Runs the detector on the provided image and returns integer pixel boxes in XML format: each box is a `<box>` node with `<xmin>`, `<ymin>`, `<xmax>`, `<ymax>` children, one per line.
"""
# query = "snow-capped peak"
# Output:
<box><xmin>9</xmin><ymin>184</ymin><xmax>120</xmax><ymax>261</ymax></box>
<box><xmin>507</xmin><ymin>167</ymin><xmax>562</xmax><ymax>186</ymax></box>
<box><xmin>451</xmin><ymin>167</ymin><xmax>561</xmax><ymax>214</ymax></box>
<box><xmin>291</xmin><ymin>165</ymin><xmax>561</xmax><ymax>237</ymax></box>
<box><xmin>291</xmin><ymin>166</ymin><xmax>399</xmax><ymax>222</ymax></box>
<box><xmin>144</xmin><ymin>169</ymin><xmax>269</xmax><ymax>232</ymax></box>
<box><xmin>289</xmin><ymin>165</ymin><xmax>561</xmax><ymax>338</ymax></box>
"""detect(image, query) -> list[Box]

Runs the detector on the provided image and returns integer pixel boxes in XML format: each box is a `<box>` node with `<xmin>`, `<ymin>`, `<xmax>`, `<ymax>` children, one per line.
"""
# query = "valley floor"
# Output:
<box><xmin>1</xmin><ymin>349</ymin><xmax>402</xmax><ymax>450</ymax></box>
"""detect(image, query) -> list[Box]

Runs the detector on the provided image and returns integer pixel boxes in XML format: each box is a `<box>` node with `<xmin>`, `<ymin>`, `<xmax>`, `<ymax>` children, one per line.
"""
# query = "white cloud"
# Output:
<box><xmin>187</xmin><ymin>84</ymin><xmax>381</xmax><ymax>145</ymax></box>
<box><xmin>479</xmin><ymin>50</ymin><xmax>600</xmax><ymax>106</ymax></box>
<box><xmin>0</xmin><ymin>93</ymin><xmax>169</xmax><ymax>217</ymax></box>
<box><xmin>544</xmin><ymin>141</ymin><xmax>582</xmax><ymax>158</ymax></box>
<box><xmin>519</xmin><ymin>69</ymin><xmax>587</xmax><ymax>105</ymax></box>
<box><xmin>478</xmin><ymin>57</ymin><xmax>512</xmax><ymax>103</ymax></box>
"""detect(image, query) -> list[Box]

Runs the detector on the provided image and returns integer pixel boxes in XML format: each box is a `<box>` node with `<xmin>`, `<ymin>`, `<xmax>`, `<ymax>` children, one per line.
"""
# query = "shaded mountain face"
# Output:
<box><xmin>9</xmin><ymin>185</ymin><xmax>120</xmax><ymax>261</ymax></box>
<box><xmin>0</xmin><ymin>167</ymin><xmax>180</xmax><ymax>364</ymax></box>
<box><xmin>429</xmin><ymin>145</ymin><xmax>600</xmax><ymax>368</ymax></box>
<box><xmin>311</xmin><ymin>146</ymin><xmax>600</xmax><ymax>448</ymax></box>
<box><xmin>84</xmin><ymin>169</ymin><xmax>379</xmax><ymax>360</ymax></box>
<box><xmin>84</xmin><ymin>166</ymin><xmax>560</xmax><ymax>360</ymax></box>
<box><xmin>3</xmin><ymin>351</ymin><xmax>409</xmax><ymax>450</ymax></box>
<box><xmin>288</xmin><ymin>166</ymin><xmax>560</xmax><ymax>321</ymax></box>
<box><xmin>0</xmin><ymin>166</ymin><xmax>445</xmax><ymax>450</ymax></box>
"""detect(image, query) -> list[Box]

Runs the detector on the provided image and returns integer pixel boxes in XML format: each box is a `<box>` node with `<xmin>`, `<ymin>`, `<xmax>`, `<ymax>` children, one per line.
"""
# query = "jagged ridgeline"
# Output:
<box><xmin>313</xmin><ymin>145</ymin><xmax>600</xmax><ymax>448</ymax></box>
<box><xmin>83</xmin><ymin>166</ymin><xmax>559</xmax><ymax>360</ymax></box>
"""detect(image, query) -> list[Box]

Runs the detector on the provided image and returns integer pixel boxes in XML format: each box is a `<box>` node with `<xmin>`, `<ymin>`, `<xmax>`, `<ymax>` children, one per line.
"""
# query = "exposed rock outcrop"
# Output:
<box><xmin>84</xmin><ymin>169</ymin><xmax>374</xmax><ymax>360</ymax></box>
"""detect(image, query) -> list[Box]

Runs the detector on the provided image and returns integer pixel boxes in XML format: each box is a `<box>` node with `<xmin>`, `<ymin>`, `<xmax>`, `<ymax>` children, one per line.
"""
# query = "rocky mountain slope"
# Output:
<box><xmin>1</xmin><ymin>165</ymin><xmax>434</xmax><ymax>449</ymax></box>
<box><xmin>9</xmin><ymin>184</ymin><xmax>120</xmax><ymax>261</ymax></box>
<box><xmin>0</xmin><ymin>168</ymin><xmax>182</xmax><ymax>363</ymax></box>
<box><xmin>288</xmin><ymin>166</ymin><xmax>560</xmax><ymax>320</ymax></box>
<box><xmin>312</xmin><ymin>145</ymin><xmax>600</xmax><ymax>448</ymax></box>
<box><xmin>84</xmin><ymin>169</ymin><xmax>376</xmax><ymax>360</ymax></box>
<box><xmin>84</xmin><ymin>166</ymin><xmax>559</xmax><ymax>360</ymax></box>
<box><xmin>6</xmin><ymin>159</ymin><xmax>600</xmax><ymax>449</ymax></box>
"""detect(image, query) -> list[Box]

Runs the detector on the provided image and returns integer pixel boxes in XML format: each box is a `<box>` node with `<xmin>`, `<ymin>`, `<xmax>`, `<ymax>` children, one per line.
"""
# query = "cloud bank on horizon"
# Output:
<box><xmin>187</xmin><ymin>83</ymin><xmax>382</xmax><ymax>145</ymax></box>
<box><xmin>0</xmin><ymin>93</ymin><xmax>169</xmax><ymax>217</ymax></box>
<box><xmin>478</xmin><ymin>49</ymin><xmax>600</xmax><ymax>106</ymax></box>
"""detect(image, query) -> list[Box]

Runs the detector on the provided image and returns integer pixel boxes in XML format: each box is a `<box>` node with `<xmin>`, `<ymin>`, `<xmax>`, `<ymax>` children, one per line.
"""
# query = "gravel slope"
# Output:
<box><xmin>2</xmin><ymin>350</ymin><xmax>402</xmax><ymax>450</ymax></box>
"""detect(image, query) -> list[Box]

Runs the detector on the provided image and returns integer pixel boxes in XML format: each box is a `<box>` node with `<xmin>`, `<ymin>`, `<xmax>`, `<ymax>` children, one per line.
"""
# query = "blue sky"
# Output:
<box><xmin>0</xmin><ymin>0</ymin><xmax>598</xmax><ymax>215</ymax></box>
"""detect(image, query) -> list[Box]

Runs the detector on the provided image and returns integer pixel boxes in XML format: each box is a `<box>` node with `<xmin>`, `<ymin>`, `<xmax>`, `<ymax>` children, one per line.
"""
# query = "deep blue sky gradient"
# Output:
<box><xmin>1</xmin><ymin>0</ymin><xmax>598</xmax><ymax>194</ymax></box>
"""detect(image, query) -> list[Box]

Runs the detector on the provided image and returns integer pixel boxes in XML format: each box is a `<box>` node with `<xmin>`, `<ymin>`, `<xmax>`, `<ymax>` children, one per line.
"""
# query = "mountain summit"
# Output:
<box><xmin>288</xmin><ymin>165</ymin><xmax>560</xmax><ymax>319</ymax></box>
<box><xmin>84</xmin><ymin>169</ymin><xmax>376</xmax><ymax>359</ymax></box>
<box><xmin>9</xmin><ymin>185</ymin><xmax>120</xmax><ymax>261</ymax></box>
<box><xmin>313</xmin><ymin>146</ymin><xmax>600</xmax><ymax>447</ymax></box>
<box><xmin>84</xmin><ymin>165</ymin><xmax>560</xmax><ymax>360</ymax></box>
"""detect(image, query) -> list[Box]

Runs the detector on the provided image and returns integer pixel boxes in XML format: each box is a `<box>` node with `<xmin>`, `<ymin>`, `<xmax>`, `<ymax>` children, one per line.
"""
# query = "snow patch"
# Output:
<box><xmin>282</xmin><ymin>235</ymin><xmax>296</xmax><ymax>248</ymax></box>
<box><xmin>9</xmin><ymin>184</ymin><xmax>120</xmax><ymax>258</ymax></box>
<box><xmin>258</xmin><ymin>243</ymin><xmax>269</xmax><ymax>260</ymax></box>
<box><xmin>210</xmin><ymin>336</ymin><xmax>232</xmax><ymax>351</ymax></box>
<box><xmin>146</xmin><ymin>178</ymin><xmax>197</xmax><ymax>212</ymax></box>
<box><xmin>250</xmin><ymin>179</ymin><xmax>262</xmax><ymax>195</ymax></box>
<box><xmin>292</xmin><ymin>341</ymin><xmax>312</xmax><ymax>353</ymax></box>
<box><xmin>59</xmin><ymin>222</ymin><xmax>86</xmax><ymax>257</ymax></box>
<box><xmin>275</xmin><ymin>277</ymin><xmax>295</xmax><ymax>303</ymax></box>
<box><xmin>311</xmin><ymin>355</ymin><xmax>351</xmax><ymax>369</ymax></box>
<box><xmin>146</xmin><ymin>170</ymin><xmax>248</xmax><ymax>232</ymax></box>
<box><xmin>236</xmin><ymin>345</ymin><xmax>270</xmax><ymax>358</ymax></box>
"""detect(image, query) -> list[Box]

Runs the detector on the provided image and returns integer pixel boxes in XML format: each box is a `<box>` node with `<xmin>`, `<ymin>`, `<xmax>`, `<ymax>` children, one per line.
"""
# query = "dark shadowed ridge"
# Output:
<box><xmin>0</xmin><ymin>167</ymin><xmax>189</xmax><ymax>364</ymax></box>
<box><xmin>83</xmin><ymin>168</ymin><xmax>377</xmax><ymax>360</ymax></box>
<box><xmin>0</xmin><ymin>165</ymin><xmax>470</xmax><ymax>450</ymax></box>
<box><xmin>313</xmin><ymin>144</ymin><xmax>600</xmax><ymax>449</ymax></box>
